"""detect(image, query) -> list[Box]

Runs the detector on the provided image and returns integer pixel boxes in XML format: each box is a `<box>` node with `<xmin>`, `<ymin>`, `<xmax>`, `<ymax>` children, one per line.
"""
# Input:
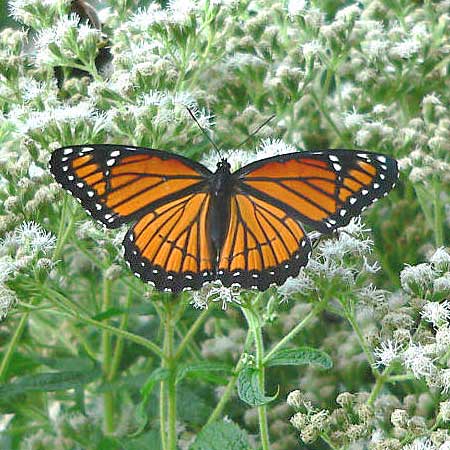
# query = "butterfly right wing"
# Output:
<box><xmin>124</xmin><ymin>192</ymin><xmax>215</xmax><ymax>292</ymax></box>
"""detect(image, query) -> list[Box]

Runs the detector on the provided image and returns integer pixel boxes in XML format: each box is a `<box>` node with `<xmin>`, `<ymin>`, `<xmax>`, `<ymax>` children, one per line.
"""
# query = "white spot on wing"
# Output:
<box><xmin>63</xmin><ymin>148</ymin><xmax>73</xmax><ymax>155</ymax></box>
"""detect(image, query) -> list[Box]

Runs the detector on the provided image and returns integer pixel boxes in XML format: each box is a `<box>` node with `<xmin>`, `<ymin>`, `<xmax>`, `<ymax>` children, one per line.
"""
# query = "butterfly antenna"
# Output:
<box><xmin>185</xmin><ymin>107</ymin><xmax>223</xmax><ymax>159</ymax></box>
<box><xmin>236</xmin><ymin>114</ymin><xmax>276</xmax><ymax>148</ymax></box>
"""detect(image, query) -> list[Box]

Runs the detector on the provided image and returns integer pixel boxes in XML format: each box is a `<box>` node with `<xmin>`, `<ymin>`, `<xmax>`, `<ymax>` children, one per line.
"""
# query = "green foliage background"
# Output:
<box><xmin>0</xmin><ymin>0</ymin><xmax>449</xmax><ymax>449</ymax></box>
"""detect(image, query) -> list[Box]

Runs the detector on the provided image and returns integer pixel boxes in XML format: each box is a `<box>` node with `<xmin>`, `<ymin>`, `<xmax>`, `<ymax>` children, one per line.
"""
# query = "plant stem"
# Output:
<box><xmin>205</xmin><ymin>331</ymin><xmax>254</xmax><ymax>426</ymax></box>
<box><xmin>174</xmin><ymin>307</ymin><xmax>210</xmax><ymax>360</ymax></box>
<box><xmin>108</xmin><ymin>290</ymin><xmax>132</xmax><ymax>381</ymax></box>
<box><xmin>367</xmin><ymin>367</ymin><xmax>391</xmax><ymax>406</ymax></box>
<box><xmin>101</xmin><ymin>277</ymin><xmax>114</xmax><ymax>434</ymax></box>
<box><xmin>433</xmin><ymin>178</ymin><xmax>444</xmax><ymax>247</ymax></box>
<box><xmin>263</xmin><ymin>302</ymin><xmax>325</xmax><ymax>364</ymax></box>
<box><xmin>164</xmin><ymin>302</ymin><xmax>177</xmax><ymax>450</ymax></box>
<box><xmin>242</xmin><ymin>307</ymin><xmax>270</xmax><ymax>450</ymax></box>
<box><xmin>345</xmin><ymin>311</ymin><xmax>380</xmax><ymax>378</ymax></box>
<box><xmin>0</xmin><ymin>313</ymin><xmax>29</xmax><ymax>382</ymax></box>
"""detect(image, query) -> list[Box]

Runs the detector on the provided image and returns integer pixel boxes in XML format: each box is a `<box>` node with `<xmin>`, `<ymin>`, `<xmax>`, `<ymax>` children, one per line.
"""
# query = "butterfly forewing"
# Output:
<box><xmin>236</xmin><ymin>150</ymin><xmax>398</xmax><ymax>233</ymax></box>
<box><xmin>124</xmin><ymin>192</ymin><xmax>215</xmax><ymax>292</ymax></box>
<box><xmin>217</xmin><ymin>194</ymin><xmax>311</xmax><ymax>290</ymax></box>
<box><xmin>50</xmin><ymin>145</ymin><xmax>211</xmax><ymax>228</ymax></box>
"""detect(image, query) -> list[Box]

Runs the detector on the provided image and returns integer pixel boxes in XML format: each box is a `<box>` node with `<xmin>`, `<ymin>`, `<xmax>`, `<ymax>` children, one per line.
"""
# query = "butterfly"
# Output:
<box><xmin>50</xmin><ymin>145</ymin><xmax>398</xmax><ymax>293</ymax></box>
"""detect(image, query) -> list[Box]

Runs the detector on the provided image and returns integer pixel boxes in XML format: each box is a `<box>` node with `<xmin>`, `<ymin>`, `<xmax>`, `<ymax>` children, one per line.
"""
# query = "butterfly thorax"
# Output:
<box><xmin>207</xmin><ymin>159</ymin><xmax>233</xmax><ymax>265</ymax></box>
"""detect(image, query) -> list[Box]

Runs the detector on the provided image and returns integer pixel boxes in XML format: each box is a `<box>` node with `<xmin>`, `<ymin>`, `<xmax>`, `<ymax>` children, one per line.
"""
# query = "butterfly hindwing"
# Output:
<box><xmin>217</xmin><ymin>193</ymin><xmax>311</xmax><ymax>290</ymax></box>
<box><xmin>124</xmin><ymin>192</ymin><xmax>215</xmax><ymax>292</ymax></box>
<box><xmin>236</xmin><ymin>150</ymin><xmax>398</xmax><ymax>233</ymax></box>
<box><xmin>50</xmin><ymin>145</ymin><xmax>211</xmax><ymax>228</ymax></box>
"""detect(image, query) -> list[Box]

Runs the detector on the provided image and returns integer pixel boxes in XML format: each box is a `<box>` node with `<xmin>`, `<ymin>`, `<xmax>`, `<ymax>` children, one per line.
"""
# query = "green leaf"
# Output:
<box><xmin>132</xmin><ymin>368</ymin><xmax>170</xmax><ymax>437</ymax></box>
<box><xmin>176</xmin><ymin>362</ymin><xmax>232</xmax><ymax>384</ymax></box>
<box><xmin>0</xmin><ymin>370</ymin><xmax>99</xmax><ymax>398</ymax></box>
<box><xmin>237</xmin><ymin>368</ymin><xmax>277</xmax><ymax>407</ymax></box>
<box><xmin>265</xmin><ymin>347</ymin><xmax>332</xmax><ymax>370</ymax></box>
<box><xmin>190</xmin><ymin>420</ymin><xmax>251</xmax><ymax>450</ymax></box>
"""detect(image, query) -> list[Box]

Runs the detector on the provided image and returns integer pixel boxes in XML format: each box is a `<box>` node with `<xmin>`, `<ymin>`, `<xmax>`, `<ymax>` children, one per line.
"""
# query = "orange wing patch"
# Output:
<box><xmin>124</xmin><ymin>193</ymin><xmax>214</xmax><ymax>292</ymax></box>
<box><xmin>238</xmin><ymin>151</ymin><xmax>398</xmax><ymax>232</ymax></box>
<box><xmin>50</xmin><ymin>145</ymin><xmax>209</xmax><ymax>228</ymax></box>
<box><xmin>218</xmin><ymin>194</ymin><xmax>311</xmax><ymax>290</ymax></box>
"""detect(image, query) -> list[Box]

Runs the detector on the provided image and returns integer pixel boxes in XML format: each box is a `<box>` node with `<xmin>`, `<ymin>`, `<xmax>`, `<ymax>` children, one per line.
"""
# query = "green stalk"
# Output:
<box><xmin>263</xmin><ymin>301</ymin><xmax>326</xmax><ymax>364</ymax></box>
<box><xmin>108</xmin><ymin>291</ymin><xmax>132</xmax><ymax>382</ymax></box>
<box><xmin>433</xmin><ymin>178</ymin><xmax>444</xmax><ymax>247</ymax></box>
<box><xmin>164</xmin><ymin>303</ymin><xmax>177</xmax><ymax>450</ymax></box>
<box><xmin>242</xmin><ymin>307</ymin><xmax>270</xmax><ymax>450</ymax></box>
<box><xmin>174</xmin><ymin>307</ymin><xmax>210</xmax><ymax>360</ymax></box>
<box><xmin>205</xmin><ymin>331</ymin><xmax>253</xmax><ymax>426</ymax></box>
<box><xmin>101</xmin><ymin>277</ymin><xmax>114</xmax><ymax>434</ymax></box>
<box><xmin>0</xmin><ymin>313</ymin><xmax>29</xmax><ymax>382</ymax></box>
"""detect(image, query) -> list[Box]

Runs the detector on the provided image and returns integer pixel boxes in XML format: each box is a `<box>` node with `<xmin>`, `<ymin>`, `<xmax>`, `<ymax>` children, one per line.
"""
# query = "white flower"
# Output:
<box><xmin>125</xmin><ymin>5</ymin><xmax>168</xmax><ymax>31</ymax></box>
<box><xmin>435</xmin><ymin>326</ymin><xmax>450</xmax><ymax>352</ymax></box>
<box><xmin>374</xmin><ymin>339</ymin><xmax>402</xmax><ymax>367</ymax></box>
<box><xmin>12</xmin><ymin>222</ymin><xmax>56</xmax><ymax>256</ymax></box>
<box><xmin>278</xmin><ymin>270</ymin><xmax>314</xmax><ymax>302</ymax></box>
<box><xmin>390</xmin><ymin>39</ymin><xmax>422</xmax><ymax>59</ymax></box>
<box><xmin>403</xmin><ymin>438</ymin><xmax>436</xmax><ymax>450</ymax></box>
<box><xmin>430</xmin><ymin>247</ymin><xmax>450</xmax><ymax>270</ymax></box>
<box><xmin>190</xmin><ymin>292</ymin><xmax>208</xmax><ymax>310</ymax></box>
<box><xmin>434</xmin><ymin>274</ymin><xmax>450</xmax><ymax>293</ymax></box>
<box><xmin>355</xmin><ymin>128</ymin><xmax>372</xmax><ymax>146</ymax></box>
<box><xmin>439</xmin><ymin>442</ymin><xmax>450</xmax><ymax>450</ymax></box>
<box><xmin>400</xmin><ymin>263</ymin><xmax>435</xmax><ymax>294</ymax></box>
<box><xmin>207</xmin><ymin>281</ymin><xmax>242</xmax><ymax>310</ymax></box>
<box><xmin>421</xmin><ymin>301</ymin><xmax>450</xmax><ymax>328</ymax></box>
<box><xmin>302</xmin><ymin>40</ymin><xmax>323</xmax><ymax>58</ymax></box>
<box><xmin>440</xmin><ymin>369</ymin><xmax>450</xmax><ymax>394</ymax></box>
<box><xmin>287</xmin><ymin>0</ymin><xmax>307</xmax><ymax>17</ymax></box>
<box><xmin>343</xmin><ymin>109</ymin><xmax>366</xmax><ymax>128</ymax></box>
<box><xmin>0</xmin><ymin>285</ymin><xmax>18</xmax><ymax>320</ymax></box>
<box><xmin>402</xmin><ymin>342</ymin><xmax>436</xmax><ymax>379</ymax></box>
<box><xmin>167</xmin><ymin>0</ymin><xmax>198</xmax><ymax>23</ymax></box>
<box><xmin>256</xmin><ymin>138</ymin><xmax>296</xmax><ymax>159</ymax></box>
<box><xmin>335</xmin><ymin>4</ymin><xmax>361</xmax><ymax>21</ymax></box>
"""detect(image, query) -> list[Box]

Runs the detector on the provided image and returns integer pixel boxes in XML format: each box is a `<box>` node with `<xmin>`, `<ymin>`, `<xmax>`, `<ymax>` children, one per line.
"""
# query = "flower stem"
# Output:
<box><xmin>174</xmin><ymin>307</ymin><xmax>210</xmax><ymax>360</ymax></box>
<box><xmin>263</xmin><ymin>301</ymin><xmax>325</xmax><ymax>364</ymax></box>
<box><xmin>242</xmin><ymin>307</ymin><xmax>270</xmax><ymax>450</ymax></box>
<box><xmin>163</xmin><ymin>302</ymin><xmax>177</xmax><ymax>450</ymax></box>
<box><xmin>102</xmin><ymin>277</ymin><xmax>114</xmax><ymax>434</ymax></box>
<box><xmin>205</xmin><ymin>331</ymin><xmax>253</xmax><ymax>426</ymax></box>
<box><xmin>433</xmin><ymin>178</ymin><xmax>444</xmax><ymax>247</ymax></box>
<box><xmin>0</xmin><ymin>313</ymin><xmax>29</xmax><ymax>382</ymax></box>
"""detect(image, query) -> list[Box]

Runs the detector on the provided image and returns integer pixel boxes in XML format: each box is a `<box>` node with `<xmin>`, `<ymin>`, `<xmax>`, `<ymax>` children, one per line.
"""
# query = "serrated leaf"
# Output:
<box><xmin>190</xmin><ymin>420</ymin><xmax>251</xmax><ymax>450</ymax></box>
<box><xmin>132</xmin><ymin>368</ymin><xmax>170</xmax><ymax>437</ymax></box>
<box><xmin>176</xmin><ymin>362</ymin><xmax>232</xmax><ymax>384</ymax></box>
<box><xmin>237</xmin><ymin>368</ymin><xmax>277</xmax><ymax>407</ymax></box>
<box><xmin>265</xmin><ymin>347</ymin><xmax>332</xmax><ymax>369</ymax></box>
<box><xmin>0</xmin><ymin>370</ymin><xmax>99</xmax><ymax>398</ymax></box>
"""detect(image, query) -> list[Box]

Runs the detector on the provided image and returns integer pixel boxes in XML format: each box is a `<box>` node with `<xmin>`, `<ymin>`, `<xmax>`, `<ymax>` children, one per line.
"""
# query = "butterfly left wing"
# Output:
<box><xmin>235</xmin><ymin>149</ymin><xmax>398</xmax><ymax>233</ymax></box>
<box><xmin>50</xmin><ymin>145</ymin><xmax>211</xmax><ymax>228</ymax></box>
<box><xmin>217</xmin><ymin>193</ymin><xmax>312</xmax><ymax>290</ymax></box>
<box><xmin>124</xmin><ymin>192</ymin><xmax>215</xmax><ymax>292</ymax></box>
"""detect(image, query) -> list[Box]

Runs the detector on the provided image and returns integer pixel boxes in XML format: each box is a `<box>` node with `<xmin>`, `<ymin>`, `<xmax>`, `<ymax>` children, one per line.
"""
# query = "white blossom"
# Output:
<box><xmin>430</xmin><ymin>247</ymin><xmax>450</xmax><ymax>270</ymax></box>
<box><xmin>421</xmin><ymin>301</ymin><xmax>450</xmax><ymax>328</ymax></box>
<box><xmin>278</xmin><ymin>270</ymin><xmax>314</xmax><ymax>302</ymax></box>
<box><xmin>0</xmin><ymin>285</ymin><xmax>18</xmax><ymax>320</ymax></box>
<box><xmin>374</xmin><ymin>339</ymin><xmax>402</xmax><ymax>367</ymax></box>
<box><xmin>400</xmin><ymin>263</ymin><xmax>435</xmax><ymax>294</ymax></box>
<box><xmin>404</xmin><ymin>438</ymin><xmax>436</xmax><ymax>450</ymax></box>
<box><xmin>402</xmin><ymin>342</ymin><xmax>436</xmax><ymax>379</ymax></box>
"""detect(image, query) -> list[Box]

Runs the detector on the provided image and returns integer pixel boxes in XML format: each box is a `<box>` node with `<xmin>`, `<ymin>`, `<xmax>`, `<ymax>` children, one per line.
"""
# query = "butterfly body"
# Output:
<box><xmin>50</xmin><ymin>145</ymin><xmax>398</xmax><ymax>293</ymax></box>
<box><xmin>207</xmin><ymin>160</ymin><xmax>233</xmax><ymax>265</ymax></box>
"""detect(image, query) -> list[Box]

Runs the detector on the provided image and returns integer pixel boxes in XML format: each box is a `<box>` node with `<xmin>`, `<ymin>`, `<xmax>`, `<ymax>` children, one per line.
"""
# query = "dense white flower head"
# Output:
<box><xmin>374</xmin><ymin>339</ymin><xmax>402</xmax><ymax>367</ymax></box>
<box><xmin>287</xmin><ymin>0</ymin><xmax>307</xmax><ymax>17</ymax></box>
<box><xmin>421</xmin><ymin>301</ymin><xmax>450</xmax><ymax>328</ymax></box>
<box><xmin>429</xmin><ymin>247</ymin><xmax>450</xmax><ymax>271</ymax></box>
<box><xmin>0</xmin><ymin>286</ymin><xmax>17</xmax><ymax>320</ymax></box>
<box><xmin>278</xmin><ymin>270</ymin><xmax>314</xmax><ymax>303</ymax></box>
<box><xmin>400</xmin><ymin>263</ymin><xmax>435</xmax><ymax>295</ymax></box>
<box><xmin>403</xmin><ymin>438</ymin><xmax>436</xmax><ymax>450</ymax></box>
<box><xmin>402</xmin><ymin>342</ymin><xmax>436</xmax><ymax>379</ymax></box>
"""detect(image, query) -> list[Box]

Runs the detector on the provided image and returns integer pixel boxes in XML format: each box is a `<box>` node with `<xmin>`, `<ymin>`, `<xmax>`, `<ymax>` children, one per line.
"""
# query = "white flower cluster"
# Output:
<box><xmin>0</xmin><ymin>222</ymin><xmax>56</xmax><ymax>319</ymax></box>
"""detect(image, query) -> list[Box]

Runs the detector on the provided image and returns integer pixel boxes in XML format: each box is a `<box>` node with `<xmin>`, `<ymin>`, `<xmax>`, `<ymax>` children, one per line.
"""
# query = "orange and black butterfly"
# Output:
<box><xmin>50</xmin><ymin>145</ymin><xmax>398</xmax><ymax>292</ymax></box>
